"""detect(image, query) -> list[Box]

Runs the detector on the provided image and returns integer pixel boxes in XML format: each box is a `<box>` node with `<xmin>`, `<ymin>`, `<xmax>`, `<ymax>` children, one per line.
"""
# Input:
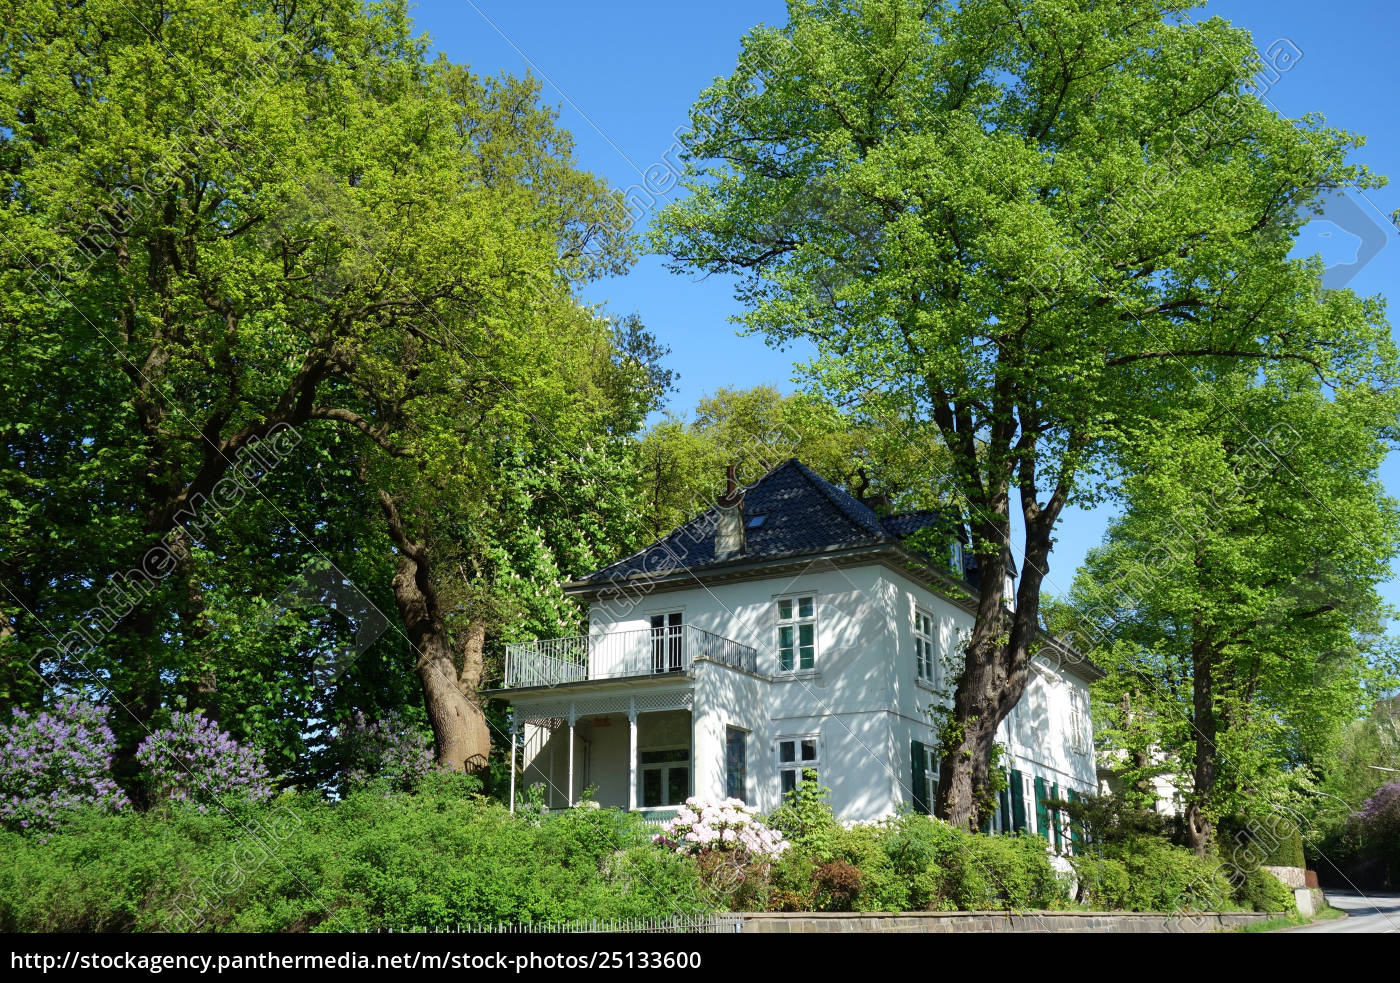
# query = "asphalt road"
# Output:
<box><xmin>1290</xmin><ymin>891</ymin><xmax>1400</xmax><ymax>933</ymax></box>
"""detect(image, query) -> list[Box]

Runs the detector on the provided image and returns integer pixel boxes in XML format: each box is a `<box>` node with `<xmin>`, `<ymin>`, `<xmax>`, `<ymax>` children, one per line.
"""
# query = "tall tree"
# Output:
<box><xmin>1065</xmin><ymin>374</ymin><xmax>1400</xmax><ymax>851</ymax></box>
<box><xmin>652</xmin><ymin>0</ymin><xmax>1396</xmax><ymax>827</ymax></box>
<box><xmin>0</xmin><ymin>0</ymin><xmax>633</xmax><ymax>780</ymax></box>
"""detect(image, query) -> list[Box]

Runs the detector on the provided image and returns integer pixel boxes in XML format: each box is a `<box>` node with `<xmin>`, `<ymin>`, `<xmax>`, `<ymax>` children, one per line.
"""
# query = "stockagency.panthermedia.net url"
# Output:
<box><xmin>11</xmin><ymin>950</ymin><xmax>704</xmax><ymax>974</ymax></box>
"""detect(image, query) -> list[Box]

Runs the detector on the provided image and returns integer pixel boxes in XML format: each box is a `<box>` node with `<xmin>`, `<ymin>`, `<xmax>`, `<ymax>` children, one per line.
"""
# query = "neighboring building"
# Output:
<box><xmin>490</xmin><ymin>459</ymin><xmax>1100</xmax><ymax>851</ymax></box>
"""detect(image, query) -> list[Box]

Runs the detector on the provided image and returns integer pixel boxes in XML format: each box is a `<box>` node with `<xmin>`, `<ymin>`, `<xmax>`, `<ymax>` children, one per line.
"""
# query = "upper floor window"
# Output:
<box><xmin>650</xmin><ymin>612</ymin><xmax>683</xmax><ymax>673</ymax></box>
<box><xmin>776</xmin><ymin>595</ymin><xmax>816</xmax><ymax>671</ymax></box>
<box><xmin>914</xmin><ymin>608</ymin><xmax>936</xmax><ymax>684</ymax></box>
<box><xmin>1069</xmin><ymin>688</ymin><xmax>1091</xmax><ymax>755</ymax></box>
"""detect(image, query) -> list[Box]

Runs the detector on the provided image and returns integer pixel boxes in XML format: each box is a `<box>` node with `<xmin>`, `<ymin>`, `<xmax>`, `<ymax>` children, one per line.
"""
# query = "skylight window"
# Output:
<box><xmin>746</xmin><ymin>514</ymin><xmax>766</xmax><ymax>529</ymax></box>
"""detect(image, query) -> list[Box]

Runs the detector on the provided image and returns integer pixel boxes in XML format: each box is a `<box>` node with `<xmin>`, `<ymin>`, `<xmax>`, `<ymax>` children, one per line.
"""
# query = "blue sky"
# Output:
<box><xmin>409</xmin><ymin>0</ymin><xmax>1400</xmax><ymax>605</ymax></box>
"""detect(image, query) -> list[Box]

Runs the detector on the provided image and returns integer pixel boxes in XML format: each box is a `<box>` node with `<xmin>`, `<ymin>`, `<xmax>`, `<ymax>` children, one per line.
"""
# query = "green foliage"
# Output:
<box><xmin>1071</xmin><ymin>837</ymin><xmax>1238</xmax><ymax>912</ymax></box>
<box><xmin>764</xmin><ymin>778</ymin><xmax>1067</xmax><ymax>912</ymax></box>
<box><xmin>0</xmin><ymin>789</ymin><xmax>708</xmax><ymax>931</ymax></box>
<box><xmin>636</xmin><ymin>386</ymin><xmax>952</xmax><ymax>541</ymax></box>
<box><xmin>1233</xmin><ymin>868</ymin><xmax>1295</xmax><ymax>915</ymax></box>
<box><xmin>1060</xmin><ymin>791</ymin><xmax>1172</xmax><ymax>848</ymax></box>
<box><xmin>652</xmin><ymin>0</ymin><xmax>1399</xmax><ymax>825</ymax></box>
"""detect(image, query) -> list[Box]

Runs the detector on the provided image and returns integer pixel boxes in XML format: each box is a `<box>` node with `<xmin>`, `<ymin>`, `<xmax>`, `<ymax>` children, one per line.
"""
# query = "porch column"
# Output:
<box><xmin>627</xmin><ymin>697</ymin><xmax>638</xmax><ymax>812</ymax></box>
<box><xmin>567</xmin><ymin>703</ymin><xmax>576</xmax><ymax>808</ymax></box>
<box><xmin>507</xmin><ymin>721</ymin><xmax>519</xmax><ymax>814</ymax></box>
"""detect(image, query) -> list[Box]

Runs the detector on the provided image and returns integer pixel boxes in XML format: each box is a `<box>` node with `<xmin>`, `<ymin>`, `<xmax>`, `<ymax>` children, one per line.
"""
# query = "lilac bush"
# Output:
<box><xmin>136</xmin><ymin>711</ymin><xmax>273</xmax><ymax>811</ymax></box>
<box><xmin>338</xmin><ymin>710</ymin><xmax>436</xmax><ymax>794</ymax></box>
<box><xmin>1356</xmin><ymin>782</ymin><xmax>1400</xmax><ymax>829</ymax></box>
<box><xmin>0</xmin><ymin>697</ymin><xmax>129</xmax><ymax>833</ymax></box>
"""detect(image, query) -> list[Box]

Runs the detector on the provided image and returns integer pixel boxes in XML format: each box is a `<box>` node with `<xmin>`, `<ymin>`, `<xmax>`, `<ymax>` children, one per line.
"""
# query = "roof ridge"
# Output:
<box><xmin>788</xmin><ymin>459</ymin><xmax>890</xmax><ymax>542</ymax></box>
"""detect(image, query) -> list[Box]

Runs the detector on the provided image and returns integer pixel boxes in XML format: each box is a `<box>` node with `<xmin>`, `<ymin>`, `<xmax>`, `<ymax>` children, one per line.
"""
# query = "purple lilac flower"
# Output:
<box><xmin>136</xmin><ymin>711</ymin><xmax>273</xmax><ymax>811</ymax></box>
<box><xmin>337</xmin><ymin>710</ymin><xmax>436</xmax><ymax>794</ymax></box>
<box><xmin>0</xmin><ymin>697</ymin><xmax>129</xmax><ymax>834</ymax></box>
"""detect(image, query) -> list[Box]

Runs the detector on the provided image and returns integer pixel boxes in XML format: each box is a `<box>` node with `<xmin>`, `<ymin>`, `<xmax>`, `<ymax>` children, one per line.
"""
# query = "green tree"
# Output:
<box><xmin>1065</xmin><ymin>375</ymin><xmax>1400</xmax><ymax>850</ymax></box>
<box><xmin>0</xmin><ymin>0</ymin><xmax>639</xmax><ymax>781</ymax></box>
<box><xmin>638</xmin><ymin>385</ymin><xmax>951</xmax><ymax>539</ymax></box>
<box><xmin>652</xmin><ymin>0</ymin><xmax>1395</xmax><ymax>827</ymax></box>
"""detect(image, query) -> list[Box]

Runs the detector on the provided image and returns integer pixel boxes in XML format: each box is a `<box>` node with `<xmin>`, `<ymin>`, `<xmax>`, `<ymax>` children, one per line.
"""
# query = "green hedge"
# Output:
<box><xmin>766</xmin><ymin>811</ymin><xmax>1070</xmax><ymax>913</ymax></box>
<box><xmin>1071</xmin><ymin>837</ymin><xmax>1242</xmax><ymax>912</ymax></box>
<box><xmin>0</xmin><ymin>787</ymin><xmax>707</xmax><ymax>932</ymax></box>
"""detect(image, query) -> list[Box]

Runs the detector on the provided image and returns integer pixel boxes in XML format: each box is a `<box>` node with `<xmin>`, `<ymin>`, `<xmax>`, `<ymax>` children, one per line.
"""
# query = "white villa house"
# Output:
<box><xmin>493</xmin><ymin>459</ymin><xmax>1100</xmax><ymax>851</ymax></box>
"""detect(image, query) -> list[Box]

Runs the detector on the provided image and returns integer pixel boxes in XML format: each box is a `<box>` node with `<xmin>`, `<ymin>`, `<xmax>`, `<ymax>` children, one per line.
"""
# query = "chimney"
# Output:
<box><xmin>714</xmin><ymin>464</ymin><xmax>745</xmax><ymax>559</ymax></box>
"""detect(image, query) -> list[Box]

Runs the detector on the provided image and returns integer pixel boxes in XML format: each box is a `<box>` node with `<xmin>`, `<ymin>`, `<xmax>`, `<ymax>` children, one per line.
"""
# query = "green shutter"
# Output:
<box><xmin>911</xmin><ymin>740</ymin><xmax>928</xmax><ymax>814</ymax></box>
<box><xmin>1068</xmin><ymin>789</ymin><xmax>1084</xmax><ymax>853</ymax></box>
<box><xmin>1051</xmin><ymin>782</ymin><xmax>1062</xmax><ymax>852</ymax></box>
<box><xmin>1034</xmin><ymin>777</ymin><xmax>1050</xmax><ymax>841</ymax></box>
<box><xmin>1010</xmin><ymin>769</ymin><xmax>1027</xmax><ymax>832</ymax></box>
<box><xmin>998</xmin><ymin>771</ymin><xmax>1012</xmax><ymax>834</ymax></box>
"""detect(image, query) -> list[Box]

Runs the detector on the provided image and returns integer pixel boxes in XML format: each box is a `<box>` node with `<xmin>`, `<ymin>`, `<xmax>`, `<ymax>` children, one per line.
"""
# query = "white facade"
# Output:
<box><xmin>500</xmin><ymin>554</ymin><xmax>1098</xmax><ymax>848</ymax></box>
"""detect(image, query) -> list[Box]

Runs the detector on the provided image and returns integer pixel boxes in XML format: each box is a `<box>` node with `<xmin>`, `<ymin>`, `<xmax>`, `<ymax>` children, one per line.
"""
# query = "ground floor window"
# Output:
<box><xmin>777</xmin><ymin>736</ymin><xmax>819</xmax><ymax>797</ymax></box>
<box><xmin>911</xmin><ymin>739</ymin><xmax>939</xmax><ymax>814</ymax></box>
<box><xmin>725</xmin><ymin>727</ymin><xmax>747</xmax><ymax>801</ymax></box>
<box><xmin>640</xmin><ymin>747</ymin><xmax>689</xmax><ymax>806</ymax></box>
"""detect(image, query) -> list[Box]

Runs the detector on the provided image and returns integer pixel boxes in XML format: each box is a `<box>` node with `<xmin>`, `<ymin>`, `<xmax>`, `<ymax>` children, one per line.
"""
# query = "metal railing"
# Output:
<box><xmin>505</xmin><ymin>626</ymin><xmax>757</xmax><ymax>687</ymax></box>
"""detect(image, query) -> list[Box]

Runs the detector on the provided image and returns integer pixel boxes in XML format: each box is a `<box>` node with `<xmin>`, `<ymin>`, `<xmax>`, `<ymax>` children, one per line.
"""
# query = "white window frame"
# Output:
<box><xmin>776</xmin><ymin>734</ymin><xmax>820</xmax><ymax>798</ymax></box>
<box><xmin>775</xmin><ymin>593</ymin><xmax>818</xmax><ymax>673</ymax></box>
<box><xmin>647</xmin><ymin>609</ymin><xmax>685</xmax><ymax>674</ymax></box>
<box><xmin>913</xmin><ymin>607</ymin><xmax>937</xmax><ymax>686</ymax></box>
<box><xmin>1069</xmin><ymin>688</ymin><xmax>1091</xmax><ymax>755</ymax></box>
<box><xmin>638</xmin><ymin>744</ymin><xmax>690</xmax><ymax>807</ymax></box>
<box><xmin>923</xmin><ymin>743</ymin><xmax>940</xmax><ymax>813</ymax></box>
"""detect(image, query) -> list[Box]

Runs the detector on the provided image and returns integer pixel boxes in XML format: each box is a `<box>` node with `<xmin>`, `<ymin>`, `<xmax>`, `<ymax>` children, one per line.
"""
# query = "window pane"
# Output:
<box><xmin>799</xmin><ymin>646</ymin><xmax>814</xmax><ymax>670</ymax></box>
<box><xmin>643</xmin><ymin>769</ymin><xmax>661</xmax><ymax>807</ymax></box>
<box><xmin>780</xmin><ymin>770</ymin><xmax>796</xmax><ymax>796</ymax></box>
<box><xmin>801</xmin><ymin>738</ymin><xmax>817</xmax><ymax>761</ymax></box>
<box><xmin>779</xmin><ymin>648</ymin><xmax>794</xmax><ymax>672</ymax></box>
<box><xmin>651</xmin><ymin>614</ymin><xmax>666</xmax><ymax>630</ymax></box>
<box><xmin>726</xmin><ymin>729</ymin><xmax>746</xmax><ymax>801</ymax></box>
<box><xmin>777</xmin><ymin>599</ymin><xmax>792</xmax><ymax>621</ymax></box>
<box><xmin>667</xmin><ymin>767</ymin><xmax>689</xmax><ymax>805</ymax></box>
<box><xmin>779</xmin><ymin>625</ymin><xmax>794</xmax><ymax>648</ymax></box>
<box><xmin>779</xmin><ymin>740</ymin><xmax>795</xmax><ymax>763</ymax></box>
<box><xmin>798</xmin><ymin>623</ymin><xmax>813</xmax><ymax>646</ymax></box>
<box><xmin>798</xmin><ymin>597</ymin><xmax>813</xmax><ymax>619</ymax></box>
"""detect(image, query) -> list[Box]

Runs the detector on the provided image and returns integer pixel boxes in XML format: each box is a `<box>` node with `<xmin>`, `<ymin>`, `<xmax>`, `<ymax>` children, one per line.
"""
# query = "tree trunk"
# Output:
<box><xmin>1186</xmin><ymin>631</ymin><xmax>1218</xmax><ymax>855</ymax></box>
<box><xmin>378</xmin><ymin>491</ymin><xmax>491</xmax><ymax>774</ymax></box>
<box><xmin>935</xmin><ymin>502</ymin><xmax>1056</xmax><ymax>829</ymax></box>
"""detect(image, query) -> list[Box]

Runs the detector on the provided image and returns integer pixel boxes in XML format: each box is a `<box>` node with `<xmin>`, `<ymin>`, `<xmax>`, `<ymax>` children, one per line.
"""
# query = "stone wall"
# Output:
<box><xmin>728</xmin><ymin>911</ymin><xmax>1272</xmax><ymax>933</ymax></box>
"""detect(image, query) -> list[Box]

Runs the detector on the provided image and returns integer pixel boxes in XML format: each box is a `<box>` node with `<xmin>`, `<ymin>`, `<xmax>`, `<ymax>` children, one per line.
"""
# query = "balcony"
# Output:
<box><xmin>504</xmin><ymin>625</ymin><xmax>758</xmax><ymax>688</ymax></box>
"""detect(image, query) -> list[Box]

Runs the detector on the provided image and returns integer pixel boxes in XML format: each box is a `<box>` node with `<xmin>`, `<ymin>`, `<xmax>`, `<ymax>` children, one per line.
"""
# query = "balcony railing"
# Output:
<box><xmin>504</xmin><ymin>626</ymin><xmax>758</xmax><ymax>688</ymax></box>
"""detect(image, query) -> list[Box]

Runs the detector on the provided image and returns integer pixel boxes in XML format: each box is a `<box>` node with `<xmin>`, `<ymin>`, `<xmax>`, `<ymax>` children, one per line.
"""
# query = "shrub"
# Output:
<box><xmin>0</xmin><ymin>698</ymin><xmax>129</xmax><ymax>834</ymax></box>
<box><xmin>1072</xmin><ymin>855</ymin><xmax>1132</xmax><ymax>909</ymax></box>
<box><xmin>812</xmin><ymin>860</ymin><xmax>863</xmax><ymax>911</ymax></box>
<box><xmin>136</xmin><ymin>711</ymin><xmax>273</xmax><ymax>812</ymax></box>
<box><xmin>1351</xmin><ymin>783</ymin><xmax>1400</xmax><ymax>888</ymax></box>
<box><xmin>0</xmin><ymin>788</ymin><xmax>709</xmax><ymax>931</ymax></box>
<box><xmin>1234</xmin><ymin>868</ymin><xmax>1295</xmax><ymax>913</ymax></box>
<box><xmin>336</xmin><ymin>710</ymin><xmax>436</xmax><ymax>795</ymax></box>
<box><xmin>655</xmin><ymin>797</ymin><xmax>789</xmax><ymax>911</ymax></box>
<box><xmin>1073</xmin><ymin>836</ymin><xmax>1238</xmax><ymax>912</ymax></box>
<box><xmin>656</xmin><ymin>797</ymin><xmax>789</xmax><ymax>858</ymax></box>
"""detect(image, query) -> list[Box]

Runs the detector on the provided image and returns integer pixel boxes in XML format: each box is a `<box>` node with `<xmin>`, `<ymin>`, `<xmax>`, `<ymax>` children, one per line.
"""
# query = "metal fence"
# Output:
<box><xmin>505</xmin><ymin>626</ymin><xmax>757</xmax><ymax>687</ymax></box>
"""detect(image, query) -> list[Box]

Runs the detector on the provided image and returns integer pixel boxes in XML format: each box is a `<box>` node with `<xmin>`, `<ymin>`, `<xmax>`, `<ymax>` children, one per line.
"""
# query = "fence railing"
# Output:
<box><xmin>505</xmin><ymin>626</ymin><xmax>757</xmax><ymax>687</ymax></box>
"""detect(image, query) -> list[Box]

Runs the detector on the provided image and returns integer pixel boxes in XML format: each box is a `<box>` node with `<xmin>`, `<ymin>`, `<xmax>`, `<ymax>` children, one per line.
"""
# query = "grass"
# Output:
<box><xmin>1235</xmin><ymin>902</ymin><xmax>1346</xmax><ymax>933</ymax></box>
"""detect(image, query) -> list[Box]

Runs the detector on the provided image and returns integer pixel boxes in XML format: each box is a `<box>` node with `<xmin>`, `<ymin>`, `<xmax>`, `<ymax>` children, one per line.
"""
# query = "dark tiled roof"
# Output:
<box><xmin>572</xmin><ymin>459</ymin><xmax>952</xmax><ymax>585</ymax></box>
